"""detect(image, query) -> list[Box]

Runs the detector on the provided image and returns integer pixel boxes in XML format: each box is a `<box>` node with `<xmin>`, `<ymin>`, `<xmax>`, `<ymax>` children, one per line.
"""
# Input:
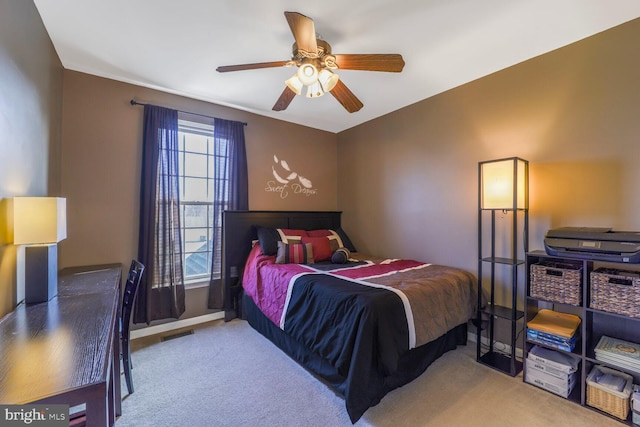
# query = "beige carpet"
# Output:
<box><xmin>117</xmin><ymin>319</ymin><xmax>621</xmax><ymax>427</ymax></box>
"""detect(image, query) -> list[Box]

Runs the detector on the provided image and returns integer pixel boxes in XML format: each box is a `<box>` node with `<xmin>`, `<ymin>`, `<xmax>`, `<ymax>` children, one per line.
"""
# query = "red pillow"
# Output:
<box><xmin>307</xmin><ymin>229</ymin><xmax>341</xmax><ymax>252</ymax></box>
<box><xmin>308</xmin><ymin>228</ymin><xmax>357</xmax><ymax>252</ymax></box>
<box><xmin>301</xmin><ymin>236</ymin><xmax>332</xmax><ymax>262</ymax></box>
<box><xmin>307</xmin><ymin>229</ymin><xmax>332</xmax><ymax>237</ymax></box>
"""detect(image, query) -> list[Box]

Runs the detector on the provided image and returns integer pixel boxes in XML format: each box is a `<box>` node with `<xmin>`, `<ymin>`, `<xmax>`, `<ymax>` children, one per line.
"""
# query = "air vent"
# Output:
<box><xmin>161</xmin><ymin>330</ymin><xmax>194</xmax><ymax>342</ymax></box>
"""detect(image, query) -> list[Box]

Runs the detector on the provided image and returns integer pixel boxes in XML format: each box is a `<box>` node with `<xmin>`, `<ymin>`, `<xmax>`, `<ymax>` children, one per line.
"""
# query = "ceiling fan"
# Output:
<box><xmin>216</xmin><ymin>11</ymin><xmax>405</xmax><ymax>113</ymax></box>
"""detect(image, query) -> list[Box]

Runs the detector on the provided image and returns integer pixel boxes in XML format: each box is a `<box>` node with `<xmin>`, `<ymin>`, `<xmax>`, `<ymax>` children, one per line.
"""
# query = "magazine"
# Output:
<box><xmin>527</xmin><ymin>331</ymin><xmax>576</xmax><ymax>352</ymax></box>
<box><xmin>526</xmin><ymin>309</ymin><xmax>581</xmax><ymax>339</ymax></box>
<box><xmin>594</xmin><ymin>353</ymin><xmax>640</xmax><ymax>373</ymax></box>
<box><xmin>527</xmin><ymin>329</ymin><xmax>577</xmax><ymax>346</ymax></box>
<box><xmin>595</xmin><ymin>336</ymin><xmax>640</xmax><ymax>361</ymax></box>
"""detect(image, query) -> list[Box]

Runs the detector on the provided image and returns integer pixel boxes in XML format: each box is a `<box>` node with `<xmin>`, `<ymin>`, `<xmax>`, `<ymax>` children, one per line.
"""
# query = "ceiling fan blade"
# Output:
<box><xmin>216</xmin><ymin>61</ymin><xmax>289</xmax><ymax>73</ymax></box>
<box><xmin>333</xmin><ymin>54</ymin><xmax>405</xmax><ymax>72</ymax></box>
<box><xmin>330</xmin><ymin>80</ymin><xmax>363</xmax><ymax>113</ymax></box>
<box><xmin>284</xmin><ymin>11</ymin><xmax>317</xmax><ymax>55</ymax></box>
<box><xmin>272</xmin><ymin>86</ymin><xmax>297</xmax><ymax>111</ymax></box>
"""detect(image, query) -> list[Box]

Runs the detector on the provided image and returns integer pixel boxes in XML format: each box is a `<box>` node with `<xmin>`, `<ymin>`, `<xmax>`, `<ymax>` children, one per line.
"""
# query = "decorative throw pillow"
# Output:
<box><xmin>256</xmin><ymin>226</ymin><xmax>280</xmax><ymax>256</ymax></box>
<box><xmin>256</xmin><ymin>227</ymin><xmax>308</xmax><ymax>256</ymax></box>
<box><xmin>275</xmin><ymin>241</ymin><xmax>315</xmax><ymax>264</ymax></box>
<box><xmin>335</xmin><ymin>227</ymin><xmax>357</xmax><ymax>252</ymax></box>
<box><xmin>307</xmin><ymin>229</ymin><xmax>334</xmax><ymax>238</ymax></box>
<box><xmin>331</xmin><ymin>247</ymin><xmax>351</xmax><ymax>264</ymax></box>
<box><xmin>301</xmin><ymin>236</ymin><xmax>333</xmax><ymax>262</ymax></box>
<box><xmin>277</xmin><ymin>228</ymin><xmax>308</xmax><ymax>243</ymax></box>
<box><xmin>307</xmin><ymin>228</ymin><xmax>357</xmax><ymax>253</ymax></box>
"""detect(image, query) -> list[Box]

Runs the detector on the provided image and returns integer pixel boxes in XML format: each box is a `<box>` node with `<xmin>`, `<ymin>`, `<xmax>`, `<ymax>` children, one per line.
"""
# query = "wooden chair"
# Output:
<box><xmin>121</xmin><ymin>260</ymin><xmax>145</xmax><ymax>395</ymax></box>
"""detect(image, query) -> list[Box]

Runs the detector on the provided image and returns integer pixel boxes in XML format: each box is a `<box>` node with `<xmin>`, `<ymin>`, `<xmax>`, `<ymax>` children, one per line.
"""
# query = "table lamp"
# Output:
<box><xmin>12</xmin><ymin>197</ymin><xmax>67</xmax><ymax>304</ymax></box>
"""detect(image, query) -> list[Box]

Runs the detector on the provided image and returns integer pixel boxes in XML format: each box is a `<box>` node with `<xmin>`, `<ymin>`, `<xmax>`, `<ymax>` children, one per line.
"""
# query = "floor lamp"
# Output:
<box><xmin>477</xmin><ymin>157</ymin><xmax>529</xmax><ymax>376</ymax></box>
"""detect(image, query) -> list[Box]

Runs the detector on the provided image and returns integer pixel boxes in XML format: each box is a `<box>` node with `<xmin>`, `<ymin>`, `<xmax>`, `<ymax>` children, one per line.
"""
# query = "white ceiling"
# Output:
<box><xmin>34</xmin><ymin>0</ymin><xmax>640</xmax><ymax>133</ymax></box>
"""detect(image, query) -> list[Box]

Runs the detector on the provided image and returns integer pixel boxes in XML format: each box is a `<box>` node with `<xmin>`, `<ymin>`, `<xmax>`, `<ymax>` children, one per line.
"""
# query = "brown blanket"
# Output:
<box><xmin>348</xmin><ymin>253</ymin><xmax>478</xmax><ymax>347</ymax></box>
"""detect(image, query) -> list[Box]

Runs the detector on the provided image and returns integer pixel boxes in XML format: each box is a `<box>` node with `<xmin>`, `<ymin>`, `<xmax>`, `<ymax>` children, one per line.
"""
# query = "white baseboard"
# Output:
<box><xmin>467</xmin><ymin>331</ymin><xmax>523</xmax><ymax>359</ymax></box>
<box><xmin>131</xmin><ymin>311</ymin><xmax>225</xmax><ymax>340</ymax></box>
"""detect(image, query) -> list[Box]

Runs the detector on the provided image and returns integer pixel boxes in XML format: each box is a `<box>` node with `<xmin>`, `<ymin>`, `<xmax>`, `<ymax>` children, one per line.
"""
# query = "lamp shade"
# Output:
<box><xmin>12</xmin><ymin>197</ymin><xmax>67</xmax><ymax>244</ymax></box>
<box><xmin>318</xmin><ymin>69</ymin><xmax>339</xmax><ymax>92</ymax></box>
<box><xmin>285</xmin><ymin>74</ymin><xmax>303</xmax><ymax>95</ymax></box>
<box><xmin>297</xmin><ymin>63</ymin><xmax>318</xmax><ymax>86</ymax></box>
<box><xmin>306</xmin><ymin>81</ymin><xmax>324</xmax><ymax>98</ymax></box>
<box><xmin>480</xmin><ymin>158</ymin><xmax>528</xmax><ymax>210</ymax></box>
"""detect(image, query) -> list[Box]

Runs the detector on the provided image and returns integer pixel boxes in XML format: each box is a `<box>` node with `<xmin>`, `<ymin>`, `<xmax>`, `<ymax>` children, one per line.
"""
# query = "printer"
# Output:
<box><xmin>544</xmin><ymin>227</ymin><xmax>640</xmax><ymax>263</ymax></box>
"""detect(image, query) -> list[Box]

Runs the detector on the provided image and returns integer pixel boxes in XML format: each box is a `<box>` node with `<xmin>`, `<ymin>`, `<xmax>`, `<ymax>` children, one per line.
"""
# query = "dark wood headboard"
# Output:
<box><xmin>221</xmin><ymin>210</ymin><xmax>342</xmax><ymax>320</ymax></box>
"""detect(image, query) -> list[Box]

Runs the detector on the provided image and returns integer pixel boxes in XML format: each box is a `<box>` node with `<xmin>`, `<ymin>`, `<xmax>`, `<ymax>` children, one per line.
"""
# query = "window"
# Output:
<box><xmin>177</xmin><ymin>118</ymin><xmax>226</xmax><ymax>283</ymax></box>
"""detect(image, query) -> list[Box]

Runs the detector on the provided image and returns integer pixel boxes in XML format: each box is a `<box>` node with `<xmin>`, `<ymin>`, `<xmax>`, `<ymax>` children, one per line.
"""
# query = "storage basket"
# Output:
<box><xmin>586</xmin><ymin>365</ymin><xmax>632</xmax><ymax>420</ymax></box>
<box><xmin>632</xmin><ymin>385</ymin><xmax>640</xmax><ymax>426</ymax></box>
<box><xmin>530</xmin><ymin>261</ymin><xmax>582</xmax><ymax>305</ymax></box>
<box><xmin>590</xmin><ymin>268</ymin><xmax>640</xmax><ymax>318</ymax></box>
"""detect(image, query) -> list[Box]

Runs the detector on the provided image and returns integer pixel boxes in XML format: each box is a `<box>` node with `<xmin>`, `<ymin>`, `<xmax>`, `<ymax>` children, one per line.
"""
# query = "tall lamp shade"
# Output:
<box><xmin>11</xmin><ymin>197</ymin><xmax>67</xmax><ymax>303</ymax></box>
<box><xmin>480</xmin><ymin>157</ymin><xmax>528</xmax><ymax>210</ymax></box>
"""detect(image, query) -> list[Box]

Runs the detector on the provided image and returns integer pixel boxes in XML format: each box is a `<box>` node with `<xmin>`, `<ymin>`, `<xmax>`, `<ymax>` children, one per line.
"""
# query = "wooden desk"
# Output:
<box><xmin>0</xmin><ymin>264</ymin><xmax>122</xmax><ymax>427</ymax></box>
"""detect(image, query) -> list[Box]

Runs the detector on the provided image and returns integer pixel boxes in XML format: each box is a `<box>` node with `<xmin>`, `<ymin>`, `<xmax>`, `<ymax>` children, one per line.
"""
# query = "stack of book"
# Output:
<box><xmin>526</xmin><ymin>345</ymin><xmax>580</xmax><ymax>398</ymax></box>
<box><xmin>526</xmin><ymin>309</ymin><xmax>581</xmax><ymax>352</ymax></box>
<box><xmin>594</xmin><ymin>335</ymin><xmax>640</xmax><ymax>372</ymax></box>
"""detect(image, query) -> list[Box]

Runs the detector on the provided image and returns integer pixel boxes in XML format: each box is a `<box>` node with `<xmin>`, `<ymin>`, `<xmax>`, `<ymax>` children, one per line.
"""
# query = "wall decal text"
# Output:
<box><xmin>265</xmin><ymin>155</ymin><xmax>318</xmax><ymax>199</ymax></box>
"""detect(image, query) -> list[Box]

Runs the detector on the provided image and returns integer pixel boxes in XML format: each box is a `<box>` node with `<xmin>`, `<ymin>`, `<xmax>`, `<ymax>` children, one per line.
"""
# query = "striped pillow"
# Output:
<box><xmin>275</xmin><ymin>241</ymin><xmax>315</xmax><ymax>264</ymax></box>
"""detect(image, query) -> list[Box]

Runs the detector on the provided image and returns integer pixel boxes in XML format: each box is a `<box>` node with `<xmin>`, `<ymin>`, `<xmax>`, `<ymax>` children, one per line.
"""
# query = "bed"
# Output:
<box><xmin>221</xmin><ymin>211</ymin><xmax>478</xmax><ymax>423</ymax></box>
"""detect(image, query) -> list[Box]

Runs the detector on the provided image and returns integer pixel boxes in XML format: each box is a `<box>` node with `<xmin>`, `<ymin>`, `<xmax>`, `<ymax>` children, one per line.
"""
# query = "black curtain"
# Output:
<box><xmin>208</xmin><ymin>118</ymin><xmax>248</xmax><ymax>309</ymax></box>
<box><xmin>134</xmin><ymin>105</ymin><xmax>186</xmax><ymax>324</ymax></box>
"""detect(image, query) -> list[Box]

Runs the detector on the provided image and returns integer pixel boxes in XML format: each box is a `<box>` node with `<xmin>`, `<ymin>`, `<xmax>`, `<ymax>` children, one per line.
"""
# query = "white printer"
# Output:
<box><xmin>544</xmin><ymin>227</ymin><xmax>640</xmax><ymax>263</ymax></box>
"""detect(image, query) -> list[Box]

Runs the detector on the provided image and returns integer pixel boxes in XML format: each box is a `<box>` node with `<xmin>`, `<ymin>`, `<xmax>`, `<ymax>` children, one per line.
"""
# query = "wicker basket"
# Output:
<box><xmin>530</xmin><ymin>261</ymin><xmax>582</xmax><ymax>305</ymax></box>
<box><xmin>586</xmin><ymin>365</ymin><xmax>632</xmax><ymax>420</ymax></box>
<box><xmin>590</xmin><ymin>268</ymin><xmax>640</xmax><ymax>318</ymax></box>
<box><xmin>632</xmin><ymin>385</ymin><xmax>640</xmax><ymax>426</ymax></box>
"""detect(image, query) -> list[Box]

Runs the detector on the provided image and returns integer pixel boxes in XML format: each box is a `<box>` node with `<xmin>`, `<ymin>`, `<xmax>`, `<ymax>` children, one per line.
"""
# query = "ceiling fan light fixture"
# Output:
<box><xmin>285</xmin><ymin>74</ymin><xmax>303</xmax><ymax>95</ymax></box>
<box><xmin>297</xmin><ymin>63</ymin><xmax>318</xmax><ymax>86</ymax></box>
<box><xmin>318</xmin><ymin>69</ymin><xmax>339</xmax><ymax>92</ymax></box>
<box><xmin>306</xmin><ymin>81</ymin><xmax>324</xmax><ymax>98</ymax></box>
<box><xmin>219</xmin><ymin>12</ymin><xmax>403</xmax><ymax>113</ymax></box>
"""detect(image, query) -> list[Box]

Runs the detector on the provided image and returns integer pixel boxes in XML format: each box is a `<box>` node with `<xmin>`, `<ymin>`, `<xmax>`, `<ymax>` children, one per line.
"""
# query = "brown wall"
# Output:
<box><xmin>0</xmin><ymin>1</ymin><xmax>63</xmax><ymax>317</ymax></box>
<box><xmin>337</xmin><ymin>19</ymin><xmax>640</xmax><ymax>338</ymax></box>
<box><xmin>59</xmin><ymin>71</ymin><xmax>337</xmax><ymax>320</ymax></box>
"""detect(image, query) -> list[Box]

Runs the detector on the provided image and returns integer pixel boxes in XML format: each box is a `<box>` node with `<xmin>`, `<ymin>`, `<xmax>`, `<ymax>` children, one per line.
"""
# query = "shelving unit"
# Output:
<box><xmin>525</xmin><ymin>250</ymin><xmax>640</xmax><ymax>425</ymax></box>
<box><xmin>476</xmin><ymin>157</ymin><xmax>529</xmax><ymax>377</ymax></box>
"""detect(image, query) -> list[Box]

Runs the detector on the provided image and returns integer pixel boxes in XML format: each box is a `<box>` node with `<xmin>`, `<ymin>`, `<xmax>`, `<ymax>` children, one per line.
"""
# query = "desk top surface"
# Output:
<box><xmin>0</xmin><ymin>264</ymin><xmax>122</xmax><ymax>404</ymax></box>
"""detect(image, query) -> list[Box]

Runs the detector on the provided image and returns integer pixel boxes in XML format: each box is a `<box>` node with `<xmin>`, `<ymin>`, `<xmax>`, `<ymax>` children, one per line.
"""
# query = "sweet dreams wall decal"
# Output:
<box><xmin>265</xmin><ymin>155</ymin><xmax>318</xmax><ymax>199</ymax></box>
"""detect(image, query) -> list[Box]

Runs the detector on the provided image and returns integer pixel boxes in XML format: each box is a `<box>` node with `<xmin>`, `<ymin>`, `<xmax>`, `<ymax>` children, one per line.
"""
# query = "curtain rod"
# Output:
<box><xmin>130</xmin><ymin>100</ymin><xmax>247</xmax><ymax>126</ymax></box>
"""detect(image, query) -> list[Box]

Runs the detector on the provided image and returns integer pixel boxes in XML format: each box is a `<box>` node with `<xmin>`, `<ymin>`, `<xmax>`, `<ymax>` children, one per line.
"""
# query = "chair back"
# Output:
<box><xmin>121</xmin><ymin>260</ymin><xmax>144</xmax><ymax>395</ymax></box>
<box><xmin>122</xmin><ymin>260</ymin><xmax>145</xmax><ymax>331</ymax></box>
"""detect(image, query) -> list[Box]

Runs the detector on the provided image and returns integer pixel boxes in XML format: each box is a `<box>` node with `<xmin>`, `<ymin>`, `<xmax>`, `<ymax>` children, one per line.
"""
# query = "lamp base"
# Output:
<box><xmin>24</xmin><ymin>244</ymin><xmax>58</xmax><ymax>304</ymax></box>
